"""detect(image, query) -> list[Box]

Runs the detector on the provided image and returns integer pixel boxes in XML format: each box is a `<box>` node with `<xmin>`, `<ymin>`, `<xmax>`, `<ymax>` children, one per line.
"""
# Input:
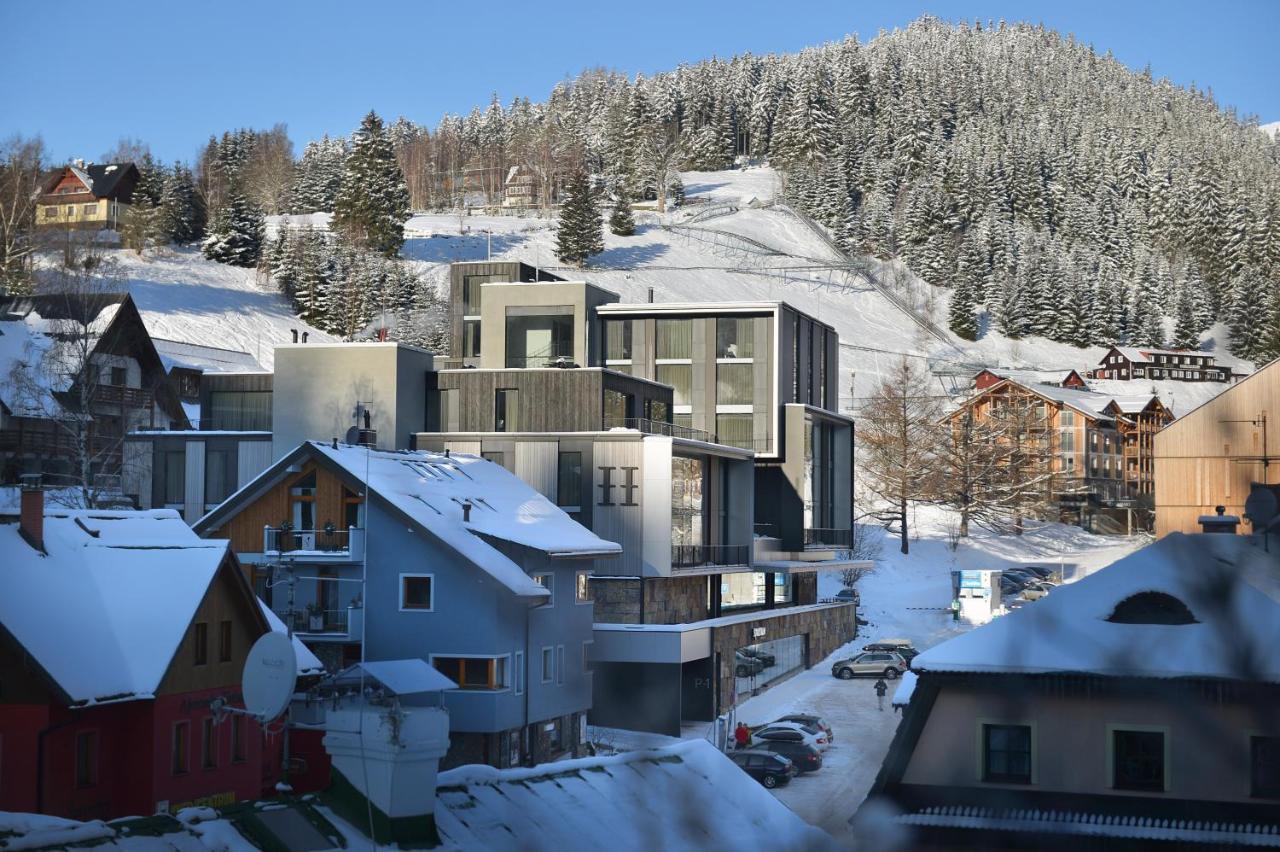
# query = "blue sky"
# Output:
<box><xmin>3</xmin><ymin>0</ymin><xmax>1278</xmax><ymax>164</ymax></box>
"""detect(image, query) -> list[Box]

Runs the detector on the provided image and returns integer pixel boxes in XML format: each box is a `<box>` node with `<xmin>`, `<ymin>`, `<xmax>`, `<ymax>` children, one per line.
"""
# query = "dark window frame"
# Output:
<box><xmin>74</xmin><ymin>729</ymin><xmax>98</xmax><ymax>788</ymax></box>
<box><xmin>1251</xmin><ymin>736</ymin><xmax>1280</xmax><ymax>799</ymax></box>
<box><xmin>1112</xmin><ymin>728</ymin><xmax>1166</xmax><ymax>792</ymax></box>
<box><xmin>982</xmin><ymin>724</ymin><xmax>1033</xmax><ymax>784</ymax></box>
<box><xmin>218</xmin><ymin>619</ymin><xmax>233</xmax><ymax>663</ymax></box>
<box><xmin>193</xmin><ymin>622</ymin><xmax>208</xmax><ymax>666</ymax></box>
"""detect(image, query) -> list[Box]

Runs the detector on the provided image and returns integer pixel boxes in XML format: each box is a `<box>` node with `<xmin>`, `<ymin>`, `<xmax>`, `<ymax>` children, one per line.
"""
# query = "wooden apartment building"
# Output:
<box><xmin>1090</xmin><ymin>346</ymin><xmax>1232</xmax><ymax>383</ymax></box>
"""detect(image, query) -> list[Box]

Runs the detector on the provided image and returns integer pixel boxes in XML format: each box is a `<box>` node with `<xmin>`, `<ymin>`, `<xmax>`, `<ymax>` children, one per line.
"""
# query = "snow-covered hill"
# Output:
<box><xmin>1261</xmin><ymin>120</ymin><xmax>1280</xmax><ymax>139</ymax></box>
<box><xmin>391</xmin><ymin>167</ymin><xmax>1248</xmax><ymax>416</ymax></box>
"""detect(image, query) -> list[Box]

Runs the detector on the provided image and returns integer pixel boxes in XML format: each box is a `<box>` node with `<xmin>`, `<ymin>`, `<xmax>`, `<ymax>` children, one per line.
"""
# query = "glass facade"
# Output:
<box><xmin>656</xmin><ymin>364</ymin><xmax>692</xmax><ymax>406</ymax></box>
<box><xmin>733</xmin><ymin>633</ymin><xmax>806</xmax><ymax>697</ymax></box>
<box><xmin>716</xmin><ymin>413</ymin><xmax>754</xmax><ymax>450</ymax></box>
<box><xmin>715</xmin><ymin>317</ymin><xmax>754</xmax><ymax>358</ymax></box>
<box><xmin>604</xmin><ymin>389</ymin><xmax>634</xmax><ymax>426</ymax></box>
<box><xmin>604</xmin><ymin>319</ymin><xmax>632</xmax><ymax>361</ymax></box>
<box><xmin>716</xmin><ymin>363</ymin><xmax>753</xmax><ymax>405</ymax></box>
<box><xmin>671</xmin><ymin>456</ymin><xmax>705</xmax><ymax>549</ymax></box>
<box><xmin>505</xmin><ymin>311</ymin><xmax>574</xmax><ymax>367</ymax></box>
<box><xmin>656</xmin><ymin>319</ymin><xmax>692</xmax><ymax>359</ymax></box>
<box><xmin>557</xmin><ymin>452</ymin><xmax>582</xmax><ymax>508</ymax></box>
<box><xmin>208</xmin><ymin>391</ymin><xmax>271</xmax><ymax>431</ymax></box>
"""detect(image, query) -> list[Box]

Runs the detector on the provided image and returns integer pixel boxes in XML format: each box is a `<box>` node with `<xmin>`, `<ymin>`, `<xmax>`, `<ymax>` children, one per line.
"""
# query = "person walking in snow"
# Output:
<box><xmin>874</xmin><ymin>678</ymin><xmax>888</xmax><ymax>711</ymax></box>
<box><xmin>734</xmin><ymin>722</ymin><xmax>750</xmax><ymax>750</ymax></box>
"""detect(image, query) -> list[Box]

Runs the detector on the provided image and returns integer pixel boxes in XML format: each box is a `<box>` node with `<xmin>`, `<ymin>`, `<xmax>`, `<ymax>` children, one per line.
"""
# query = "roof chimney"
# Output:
<box><xmin>462</xmin><ymin>500</ymin><xmax>472</xmax><ymax>523</ymax></box>
<box><xmin>19</xmin><ymin>474</ymin><xmax>44</xmax><ymax>551</ymax></box>
<box><xmin>1198</xmin><ymin>505</ymin><xmax>1240</xmax><ymax>534</ymax></box>
<box><xmin>302</xmin><ymin>331</ymin><xmax>309</xmax><ymax>343</ymax></box>
<box><xmin>648</xmin><ymin>287</ymin><xmax>654</xmax><ymax>303</ymax></box>
<box><xmin>291</xmin><ymin>329</ymin><xmax>299</xmax><ymax>343</ymax></box>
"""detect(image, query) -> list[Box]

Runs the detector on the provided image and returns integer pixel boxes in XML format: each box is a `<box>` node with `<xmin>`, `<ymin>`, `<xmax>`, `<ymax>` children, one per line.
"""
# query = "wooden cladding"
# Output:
<box><xmin>207</xmin><ymin>462</ymin><xmax>358</xmax><ymax>555</ymax></box>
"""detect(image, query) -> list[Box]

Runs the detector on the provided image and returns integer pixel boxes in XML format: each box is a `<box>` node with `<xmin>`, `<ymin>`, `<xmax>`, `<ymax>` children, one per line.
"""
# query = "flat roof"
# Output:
<box><xmin>598</xmin><ymin>300</ymin><xmax>837</xmax><ymax>332</ymax></box>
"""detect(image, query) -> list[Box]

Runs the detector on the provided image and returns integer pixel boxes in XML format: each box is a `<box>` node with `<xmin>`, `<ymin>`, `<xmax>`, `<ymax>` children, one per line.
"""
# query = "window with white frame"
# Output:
<box><xmin>576</xmin><ymin>571</ymin><xmax>591</xmax><ymax>604</ymax></box>
<box><xmin>533</xmin><ymin>572</ymin><xmax>554</xmax><ymax>606</ymax></box>
<box><xmin>399</xmin><ymin>574</ymin><xmax>434</xmax><ymax>611</ymax></box>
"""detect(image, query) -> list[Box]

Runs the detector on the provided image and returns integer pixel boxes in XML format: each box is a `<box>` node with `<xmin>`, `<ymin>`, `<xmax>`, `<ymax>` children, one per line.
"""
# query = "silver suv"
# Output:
<box><xmin>831</xmin><ymin>650</ymin><xmax>908</xmax><ymax>680</ymax></box>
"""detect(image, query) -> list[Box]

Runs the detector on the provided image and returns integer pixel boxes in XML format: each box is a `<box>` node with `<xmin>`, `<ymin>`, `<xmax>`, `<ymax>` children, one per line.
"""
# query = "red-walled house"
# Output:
<box><xmin>0</xmin><ymin>488</ymin><xmax>321</xmax><ymax>820</ymax></box>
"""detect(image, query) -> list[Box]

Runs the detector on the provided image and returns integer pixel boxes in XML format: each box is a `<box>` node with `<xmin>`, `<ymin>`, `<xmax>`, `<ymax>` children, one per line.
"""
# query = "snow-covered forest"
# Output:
<box><xmin>304</xmin><ymin>17</ymin><xmax>1277</xmax><ymax>361</ymax></box>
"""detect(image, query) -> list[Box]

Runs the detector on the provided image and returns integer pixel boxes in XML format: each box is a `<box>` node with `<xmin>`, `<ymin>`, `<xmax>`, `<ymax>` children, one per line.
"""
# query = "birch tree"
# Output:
<box><xmin>0</xmin><ymin>135</ymin><xmax>44</xmax><ymax>295</ymax></box>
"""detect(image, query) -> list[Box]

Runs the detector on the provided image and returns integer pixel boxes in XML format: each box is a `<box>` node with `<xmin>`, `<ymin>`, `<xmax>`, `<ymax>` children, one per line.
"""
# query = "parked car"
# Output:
<box><xmin>758</xmin><ymin>739</ymin><xmax>823</xmax><ymax>773</ymax></box>
<box><xmin>735</xmin><ymin>651</ymin><xmax>765</xmax><ymax>678</ymax></box>
<box><xmin>831</xmin><ymin>651</ymin><xmax>908</xmax><ymax>680</ymax></box>
<box><xmin>833</xmin><ymin>588</ymin><xmax>859</xmax><ymax>604</ymax></box>
<box><xmin>1000</xmin><ymin>576</ymin><xmax>1028</xmax><ymax>597</ymax></box>
<box><xmin>730</xmin><ymin>750</ymin><xmax>797</xmax><ymax>788</ymax></box>
<box><xmin>1019</xmin><ymin>565</ymin><xmax>1057</xmax><ymax>581</ymax></box>
<box><xmin>1004</xmin><ymin>568</ymin><xmax>1044</xmax><ymax>584</ymax></box>
<box><xmin>772</xmin><ymin>713</ymin><xmax>834</xmax><ymax>743</ymax></box>
<box><xmin>740</xmin><ymin>647</ymin><xmax>776</xmax><ymax>668</ymax></box>
<box><xmin>1021</xmin><ymin>581</ymin><xmax>1055</xmax><ymax>601</ymax></box>
<box><xmin>751</xmin><ymin>722</ymin><xmax>828</xmax><ymax>751</ymax></box>
<box><xmin>863</xmin><ymin>638</ymin><xmax>919</xmax><ymax>665</ymax></box>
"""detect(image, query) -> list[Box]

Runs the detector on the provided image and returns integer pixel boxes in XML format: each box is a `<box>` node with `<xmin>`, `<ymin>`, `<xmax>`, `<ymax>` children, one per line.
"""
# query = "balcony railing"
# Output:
<box><xmin>277</xmin><ymin>605</ymin><xmax>364</xmax><ymax>639</ymax></box>
<box><xmin>263</xmin><ymin>526</ymin><xmax>366</xmax><ymax>562</ymax></box>
<box><xmin>672</xmin><ymin>543</ymin><xmax>750</xmax><ymax>569</ymax></box>
<box><xmin>505</xmin><ymin>354</ymin><xmax>576</xmax><ymax>369</ymax></box>
<box><xmin>94</xmin><ymin>385</ymin><xmax>153</xmax><ymax>407</ymax></box>
<box><xmin>715</xmin><ymin>435</ymin><xmax>773</xmax><ymax>453</ymax></box>
<box><xmin>603</xmin><ymin>416</ymin><xmax>715</xmax><ymax>443</ymax></box>
<box><xmin>804</xmin><ymin>527</ymin><xmax>853</xmax><ymax>548</ymax></box>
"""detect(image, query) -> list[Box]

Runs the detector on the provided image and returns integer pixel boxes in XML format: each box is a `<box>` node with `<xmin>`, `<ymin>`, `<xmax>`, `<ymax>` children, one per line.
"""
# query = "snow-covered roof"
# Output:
<box><xmin>892</xmin><ymin>670</ymin><xmax>918</xmax><ymax>706</ymax></box>
<box><xmin>203</xmin><ymin>442</ymin><xmax>620</xmax><ymax>599</ymax></box>
<box><xmin>0</xmin><ymin>509</ymin><xmax>237</xmax><ymax>706</ymax></box>
<box><xmin>434</xmin><ymin>739</ymin><xmax>834</xmax><ymax>851</ymax></box>
<box><xmin>913</xmin><ymin>533</ymin><xmax>1280</xmax><ymax>682</ymax></box>
<box><xmin>258</xmin><ymin>600</ymin><xmax>325</xmax><ymax>677</ymax></box>
<box><xmin>152</xmin><ymin>337</ymin><xmax>263</xmax><ymax>374</ymax></box>
<box><xmin>1112</xmin><ymin>346</ymin><xmax>1217</xmax><ymax>364</ymax></box>
<box><xmin>333</xmin><ymin>659</ymin><xmax>458</xmax><ymax>695</ymax></box>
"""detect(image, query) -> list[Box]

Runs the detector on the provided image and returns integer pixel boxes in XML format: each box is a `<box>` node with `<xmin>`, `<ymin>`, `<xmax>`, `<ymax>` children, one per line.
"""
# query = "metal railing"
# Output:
<box><xmin>804</xmin><ymin>527</ymin><xmax>853</xmax><ymax>548</ymax></box>
<box><xmin>263</xmin><ymin>526</ymin><xmax>365</xmax><ymax>560</ymax></box>
<box><xmin>504</xmin><ymin>354</ymin><xmax>577</xmax><ymax>369</ymax></box>
<box><xmin>285</xmin><ymin>608</ymin><xmax>349</xmax><ymax>634</ymax></box>
<box><xmin>753</xmin><ymin>522</ymin><xmax>778</xmax><ymax>537</ymax></box>
<box><xmin>714</xmin><ymin>435</ymin><xmax>773</xmax><ymax>453</ymax></box>
<box><xmin>602</xmin><ymin>416</ymin><xmax>715</xmax><ymax>443</ymax></box>
<box><xmin>672</xmin><ymin>543</ymin><xmax>750</xmax><ymax>568</ymax></box>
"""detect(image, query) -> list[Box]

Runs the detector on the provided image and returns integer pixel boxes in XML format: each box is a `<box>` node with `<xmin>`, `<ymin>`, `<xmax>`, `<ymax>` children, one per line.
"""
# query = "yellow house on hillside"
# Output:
<box><xmin>35</xmin><ymin>161</ymin><xmax>140</xmax><ymax>231</ymax></box>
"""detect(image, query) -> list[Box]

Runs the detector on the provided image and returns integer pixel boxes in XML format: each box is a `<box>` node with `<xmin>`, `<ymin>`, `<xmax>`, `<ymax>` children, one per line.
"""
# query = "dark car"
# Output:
<box><xmin>740</xmin><ymin>647</ymin><xmax>776</xmax><ymax>668</ymax></box>
<box><xmin>734</xmin><ymin>651</ymin><xmax>765</xmax><ymax>677</ymax></box>
<box><xmin>833</xmin><ymin>588</ymin><xmax>859</xmax><ymax>604</ymax></box>
<box><xmin>1000</xmin><ymin>576</ymin><xmax>1029</xmax><ymax>597</ymax></box>
<box><xmin>758</xmin><ymin>739</ymin><xmax>823</xmax><ymax>773</ymax></box>
<box><xmin>1004</xmin><ymin>568</ymin><xmax>1043</xmax><ymax>584</ymax></box>
<box><xmin>773</xmin><ymin>713</ymin><xmax>834</xmax><ymax>743</ymax></box>
<box><xmin>863</xmin><ymin>639</ymin><xmax>919</xmax><ymax>665</ymax></box>
<box><xmin>1019</xmin><ymin>565</ymin><xmax>1056</xmax><ymax>581</ymax></box>
<box><xmin>730</xmin><ymin>749</ymin><xmax>797</xmax><ymax>788</ymax></box>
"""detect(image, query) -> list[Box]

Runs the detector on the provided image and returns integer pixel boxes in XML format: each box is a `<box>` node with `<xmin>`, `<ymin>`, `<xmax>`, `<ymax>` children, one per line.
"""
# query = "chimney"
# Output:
<box><xmin>19</xmin><ymin>474</ymin><xmax>43</xmax><ymax>551</ymax></box>
<box><xmin>291</xmin><ymin>329</ymin><xmax>299</xmax><ymax>343</ymax></box>
<box><xmin>302</xmin><ymin>331</ymin><xmax>309</xmax><ymax>343</ymax></box>
<box><xmin>647</xmin><ymin>287</ymin><xmax>654</xmax><ymax>304</ymax></box>
<box><xmin>462</xmin><ymin>500</ymin><xmax>472</xmax><ymax>523</ymax></box>
<box><xmin>1198</xmin><ymin>505</ymin><xmax>1240</xmax><ymax>534</ymax></box>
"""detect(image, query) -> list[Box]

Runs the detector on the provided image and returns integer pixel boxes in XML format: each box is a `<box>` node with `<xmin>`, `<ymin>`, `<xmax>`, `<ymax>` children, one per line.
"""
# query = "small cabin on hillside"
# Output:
<box><xmin>36</xmin><ymin>161</ymin><xmax>139</xmax><ymax>231</ymax></box>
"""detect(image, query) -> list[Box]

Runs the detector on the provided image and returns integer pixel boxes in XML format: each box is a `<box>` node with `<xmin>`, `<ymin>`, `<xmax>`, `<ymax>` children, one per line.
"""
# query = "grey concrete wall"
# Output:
<box><xmin>478</xmin><ymin>282</ymin><xmax>618</xmax><ymax>370</ymax></box>
<box><xmin>272</xmin><ymin>343</ymin><xmax>432</xmax><ymax>459</ymax></box>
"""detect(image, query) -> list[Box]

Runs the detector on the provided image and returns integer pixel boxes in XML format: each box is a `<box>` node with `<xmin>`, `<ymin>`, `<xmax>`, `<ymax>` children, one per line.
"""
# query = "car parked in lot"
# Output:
<box><xmin>751</xmin><ymin>722</ymin><xmax>828</xmax><ymax>751</ymax></box>
<box><xmin>1019</xmin><ymin>565</ymin><xmax>1057</xmax><ymax>581</ymax></box>
<box><xmin>772</xmin><ymin>713</ymin><xmax>834</xmax><ymax>743</ymax></box>
<box><xmin>863</xmin><ymin>638</ymin><xmax>919</xmax><ymax>666</ymax></box>
<box><xmin>831</xmin><ymin>650</ymin><xmax>908</xmax><ymax>680</ymax></box>
<box><xmin>735</xmin><ymin>650</ymin><xmax>765</xmax><ymax>677</ymax></box>
<box><xmin>730</xmin><ymin>749</ymin><xmax>797</xmax><ymax>788</ymax></box>
<box><xmin>757</xmin><ymin>739</ymin><xmax>823</xmax><ymax>773</ymax></box>
<box><xmin>1000</xmin><ymin>575</ymin><xmax>1028</xmax><ymax>597</ymax></box>
<box><xmin>1021</xmin><ymin>580</ymin><xmax>1056</xmax><ymax>601</ymax></box>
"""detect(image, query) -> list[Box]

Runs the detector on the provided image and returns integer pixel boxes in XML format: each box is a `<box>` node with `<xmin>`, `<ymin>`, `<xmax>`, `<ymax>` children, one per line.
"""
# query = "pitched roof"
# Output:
<box><xmin>82</xmin><ymin>162</ymin><xmax>138</xmax><ymax>199</ymax></box>
<box><xmin>434</xmin><ymin>739</ymin><xmax>834</xmax><ymax>851</ymax></box>
<box><xmin>912</xmin><ymin>533</ymin><xmax>1280</xmax><ymax>683</ymax></box>
<box><xmin>1112</xmin><ymin>346</ymin><xmax>1217</xmax><ymax>363</ymax></box>
<box><xmin>0</xmin><ymin>509</ymin><xmax>258</xmax><ymax>706</ymax></box>
<box><xmin>152</xmin><ymin>337</ymin><xmax>263</xmax><ymax>374</ymax></box>
<box><xmin>198</xmin><ymin>442</ymin><xmax>621</xmax><ymax>598</ymax></box>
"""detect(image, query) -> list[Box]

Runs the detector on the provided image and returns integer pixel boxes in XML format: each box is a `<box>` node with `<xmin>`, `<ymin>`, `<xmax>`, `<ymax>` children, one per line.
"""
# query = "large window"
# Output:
<box><xmin>172</xmin><ymin>722</ymin><xmax>190</xmax><ymax>775</ymax></box>
<box><xmin>557</xmin><ymin>451</ymin><xmax>582</xmax><ymax>509</ymax></box>
<box><xmin>656</xmin><ymin>364</ymin><xmax>692</xmax><ymax>406</ymax></box>
<box><xmin>716</xmin><ymin>363</ymin><xmax>754</xmax><ymax>405</ymax></box>
<box><xmin>208</xmin><ymin>391</ymin><xmax>271</xmax><ymax>431</ymax></box>
<box><xmin>716</xmin><ymin>414</ymin><xmax>754</xmax><ymax>450</ymax></box>
<box><xmin>231</xmin><ymin>716</ymin><xmax>246</xmax><ymax>763</ymax></box>
<box><xmin>202</xmin><ymin>717</ymin><xmax>217</xmax><ymax>769</ymax></box>
<box><xmin>399</xmin><ymin>574</ymin><xmax>434</xmax><ymax>611</ymax></box>
<box><xmin>716</xmin><ymin>317</ymin><xmax>755</xmax><ymax>358</ymax></box>
<box><xmin>505</xmin><ymin>309</ymin><xmax>574</xmax><ymax>367</ymax></box>
<box><xmin>604</xmin><ymin>319</ymin><xmax>632</xmax><ymax>361</ymax></box>
<box><xmin>438</xmin><ymin>388</ymin><xmax>459</xmax><ymax>431</ymax></box>
<box><xmin>160</xmin><ymin>450</ymin><xmax>185</xmax><ymax>505</ymax></box>
<box><xmin>604</xmin><ymin>389</ymin><xmax>634</xmax><ymax>426</ymax></box>
<box><xmin>656</xmin><ymin>319</ymin><xmax>692</xmax><ymax>359</ymax></box>
<box><xmin>462</xmin><ymin>320</ymin><xmax>481</xmax><ymax>358</ymax></box>
<box><xmin>1252</xmin><ymin>736</ymin><xmax>1280</xmax><ymax>798</ymax></box>
<box><xmin>1112</xmin><ymin>728</ymin><xmax>1166</xmax><ymax>792</ymax></box>
<box><xmin>204</xmin><ymin>446</ymin><xmax>235</xmax><ymax>506</ymax></box>
<box><xmin>576</xmin><ymin>571</ymin><xmax>592</xmax><ymax>603</ymax></box>
<box><xmin>495</xmin><ymin>388</ymin><xmax>518</xmax><ymax>432</ymax></box>
<box><xmin>218</xmin><ymin>620</ymin><xmax>232</xmax><ymax>663</ymax></box>
<box><xmin>982</xmin><ymin>724</ymin><xmax>1032</xmax><ymax>784</ymax></box>
<box><xmin>432</xmin><ymin>656</ymin><xmax>508</xmax><ymax>690</ymax></box>
<box><xmin>193</xmin><ymin>622</ymin><xmax>208</xmax><ymax>665</ymax></box>
<box><xmin>671</xmin><ymin>456</ymin><xmax>706</xmax><ymax>550</ymax></box>
<box><xmin>461</xmin><ymin>274</ymin><xmax>489</xmax><ymax>315</ymax></box>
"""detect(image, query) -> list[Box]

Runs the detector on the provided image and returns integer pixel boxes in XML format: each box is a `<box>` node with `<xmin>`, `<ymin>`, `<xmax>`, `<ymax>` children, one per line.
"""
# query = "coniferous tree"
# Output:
<box><xmin>948</xmin><ymin>271</ymin><xmax>978</xmax><ymax>340</ymax></box>
<box><xmin>608</xmin><ymin>190</ymin><xmax>635</xmax><ymax>237</ymax></box>
<box><xmin>1171</xmin><ymin>279</ymin><xmax>1202</xmax><ymax>350</ymax></box>
<box><xmin>158</xmin><ymin>162</ymin><xmax>204</xmax><ymax>244</ymax></box>
<box><xmin>333</xmin><ymin>112</ymin><xmax>411</xmax><ymax>257</ymax></box>
<box><xmin>1227</xmin><ymin>268</ymin><xmax>1274</xmax><ymax>360</ymax></box>
<box><xmin>201</xmin><ymin>184</ymin><xmax>265</xmax><ymax>267</ymax></box>
<box><xmin>121</xmin><ymin>154</ymin><xmax>166</xmax><ymax>252</ymax></box>
<box><xmin>555</xmin><ymin>171</ymin><xmax>604</xmax><ymax>267</ymax></box>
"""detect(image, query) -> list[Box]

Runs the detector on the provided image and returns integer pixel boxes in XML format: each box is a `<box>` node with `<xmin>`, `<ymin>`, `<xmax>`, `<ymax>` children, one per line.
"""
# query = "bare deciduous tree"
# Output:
<box><xmin>0</xmin><ymin>135</ymin><xmax>45</xmax><ymax>295</ymax></box>
<box><xmin>858</xmin><ymin>358</ymin><xmax>944</xmax><ymax>554</ymax></box>
<box><xmin>243</xmin><ymin>124</ymin><xmax>295</xmax><ymax>215</ymax></box>
<box><xmin>640</xmin><ymin>120</ymin><xmax>684</xmax><ymax>213</ymax></box>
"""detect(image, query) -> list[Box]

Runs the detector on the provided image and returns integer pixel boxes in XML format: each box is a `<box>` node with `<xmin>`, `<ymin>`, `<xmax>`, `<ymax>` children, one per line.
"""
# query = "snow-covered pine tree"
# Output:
<box><xmin>121</xmin><ymin>154</ymin><xmax>166</xmax><ymax>253</ymax></box>
<box><xmin>1171</xmin><ymin>277</ymin><xmax>1201</xmax><ymax>350</ymax></box>
<box><xmin>948</xmin><ymin>267</ymin><xmax>979</xmax><ymax>340</ymax></box>
<box><xmin>555</xmin><ymin>171</ymin><xmax>604</xmax><ymax>267</ymax></box>
<box><xmin>333</xmin><ymin>112</ymin><xmax>411</xmax><ymax>257</ymax></box>
<box><xmin>158</xmin><ymin>162</ymin><xmax>204</xmax><ymax>244</ymax></box>
<box><xmin>1128</xmin><ymin>257</ymin><xmax>1165</xmax><ymax>347</ymax></box>
<box><xmin>201</xmin><ymin>184</ymin><xmax>265</xmax><ymax>267</ymax></box>
<box><xmin>608</xmin><ymin>191</ymin><xmax>635</xmax><ymax>236</ymax></box>
<box><xmin>1227</xmin><ymin>268</ymin><xmax>1274</xmax><ymax>361</ymax></box>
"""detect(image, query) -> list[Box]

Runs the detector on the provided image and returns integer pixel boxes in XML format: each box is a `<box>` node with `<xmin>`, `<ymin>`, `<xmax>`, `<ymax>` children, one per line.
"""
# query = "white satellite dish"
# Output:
<box><xmin>242</xmin><ymin>632</ymin><xmax>298</xmax><ymax>722</ymax></box>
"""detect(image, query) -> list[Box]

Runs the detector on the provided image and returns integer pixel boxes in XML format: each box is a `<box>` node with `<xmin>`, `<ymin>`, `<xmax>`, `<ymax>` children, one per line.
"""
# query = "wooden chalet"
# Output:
<box><xmin>973</xmin><ymin>368</ymin><xmax>1088</xmax><ymax>391</ymax></box>
<box><xmin>1090</xmin><ymin>346</ymin><xmax>1230</xmax><ymax>383</ymax></box>
<box><xmin>36</xmin><ymin>161</ymin><xmax>139</xmax><ymax>231</ymax></box>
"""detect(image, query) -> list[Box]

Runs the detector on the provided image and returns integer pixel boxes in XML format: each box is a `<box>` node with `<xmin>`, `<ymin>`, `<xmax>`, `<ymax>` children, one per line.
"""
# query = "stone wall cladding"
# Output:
<box><xmin>714</xmin><ymin>602</ymin><xmax>857</xmax><ymax>714</ymax></box>
<box><xmin>589</xmin><ymin>577</ymin><xmax>642</xmax><ymax>623</ymax></box>
<box><xmin>642</xmin><ymin>575</ymin><xmax>710</xmax><ymax>624</ymax></box>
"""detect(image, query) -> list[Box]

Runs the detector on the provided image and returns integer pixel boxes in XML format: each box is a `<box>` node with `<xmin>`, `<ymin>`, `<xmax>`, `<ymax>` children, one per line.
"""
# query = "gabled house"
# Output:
<box><xmin>1090</xmin><ymin>346</ymin><xmax>1230</xmax><ymax>383</ymax></box>
<box><xmin>0</xmin><ymin>487</ymin><xmax>318</xmax><ymax>820</ymax></box>
<box><xmin>193</xmin><ymin>440</ymin><xmax>622</xmax><ymax>769</ymax></box>
<box><xmin>864</xmin><ymin>533</ymin><xmax>1280</xmax><ymax>849</ymax></box>
<box><xmin>0</xmin><ymin>293</ymin><xmax>188</xmax><ymax>493</ymax></box>
<box><xmin>35</xmin><ymin>161</ymin><xmax>140</xmax><ymax>231</ymax></box>
<box><xmin>973</xmin><ymin>368</ymin><xmax>1088</xmax><ymax>391</ymax></box>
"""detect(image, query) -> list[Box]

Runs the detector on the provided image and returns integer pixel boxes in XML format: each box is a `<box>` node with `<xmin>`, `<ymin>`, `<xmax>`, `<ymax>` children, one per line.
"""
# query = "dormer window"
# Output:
<box><xmin>1106</xmin><ymin>592</ymin><xmax>1197</xmax><ymax>625</ymax></box>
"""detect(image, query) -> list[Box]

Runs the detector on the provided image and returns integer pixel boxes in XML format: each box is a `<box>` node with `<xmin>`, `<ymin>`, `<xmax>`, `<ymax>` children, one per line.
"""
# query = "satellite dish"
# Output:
<box><xmin>1244</xmin><ymin>487</ymin><xmax>1278</xmax><ymax>529</ymax></box>
<box><xmin>242</xmin><ymin>632</ymin><xmax>298</xmax><ymax>722</ymax></box>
